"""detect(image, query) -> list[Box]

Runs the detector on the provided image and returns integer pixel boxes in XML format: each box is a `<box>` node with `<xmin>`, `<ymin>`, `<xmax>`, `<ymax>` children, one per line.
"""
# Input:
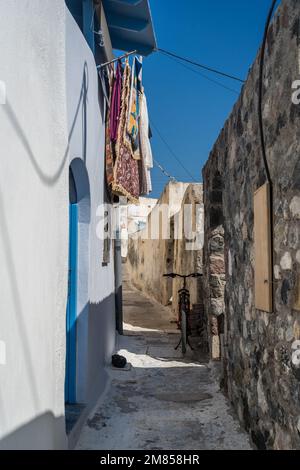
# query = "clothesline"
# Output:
<box><xmin>97</xmin><ymin>50</ymin><xmax>137</xmax><ymax>70</ymax></box>
<box><xmin>103</xmin><ymin>53</ymin><xmax>154</xmax><ymax>206</ymax></box>
<box><xmin>99</xmin><ymin>51</ymin><xmax>198</xmax><ymax>189</ymax></box>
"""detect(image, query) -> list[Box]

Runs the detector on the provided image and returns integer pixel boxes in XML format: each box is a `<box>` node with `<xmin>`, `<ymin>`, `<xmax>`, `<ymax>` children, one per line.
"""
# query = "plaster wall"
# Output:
<box><xmin>0</xmin><ymin>0</ymin><xmax>69</xmax><ymax>449</ymax></box>
<box><xmin>0</xmin><ymin>1</ymin><xmax>116</xmax><ymax>449</ymax></box>
<box><xmin>171</xmin><ymin>184</ymin><xmax>204</xmax><ymax>316</ymax></box>
<box><xmin>66</xmin><ymin>9</ymin><xmax>116</xmax><ymax>407</ymax></box>
<box><xmin>126</xmin><ymin>183</ymin><xmax>189</xmax><ymax>306</ymax></box>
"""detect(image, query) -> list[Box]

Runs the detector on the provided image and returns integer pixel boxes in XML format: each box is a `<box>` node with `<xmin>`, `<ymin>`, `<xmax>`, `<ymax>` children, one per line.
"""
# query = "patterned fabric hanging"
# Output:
<box><xmin>112</xmin><ymin>60</ymin><xmax>140</xmax><ymax>204</ymax></box>
<box><xmin>127</xmin><ymin>56</ymin><xmax>143</xmax><ymax>160</ymax></box>
<box><xmin>139</xmin><ymin>92</ymin><xmax>153</xmax><ymax>194</ymax></box>
<box><xmin>105</xmin><ymin>66</ymin><xmax>115</xmax><ymax>188</ymax></box>
<box><xmin>110</xmin><ymin>61</ymin><xmax>123</xmax><ymax>142</ymax></box>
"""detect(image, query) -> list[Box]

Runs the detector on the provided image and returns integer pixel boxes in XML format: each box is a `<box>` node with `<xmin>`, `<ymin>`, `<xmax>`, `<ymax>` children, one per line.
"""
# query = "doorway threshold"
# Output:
<box><xmin>65</xmin><ymin>403</ymin><xmax>87</xmax><ymax>436</ymax></box>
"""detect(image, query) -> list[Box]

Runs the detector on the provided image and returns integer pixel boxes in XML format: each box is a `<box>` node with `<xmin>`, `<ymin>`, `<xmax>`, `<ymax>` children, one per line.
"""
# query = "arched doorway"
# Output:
<box><xmin>65</xmin><ymin>159</ymin><xmax>91</xmax><ymax>405</ymax></box>
<box><xmin>65</xmin><ymin>191</ymin><xmax>78</xmax><ymax>403</ymax></box>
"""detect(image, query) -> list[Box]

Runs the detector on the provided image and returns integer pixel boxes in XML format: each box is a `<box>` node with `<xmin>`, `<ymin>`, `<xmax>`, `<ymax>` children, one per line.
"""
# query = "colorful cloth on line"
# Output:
<box><xmin>138</xmin><ymin>157</ymin><xmax>148</xmax><ymax>196</ymax></box>
<box><xmin>105</xmin><ymin>67</ymin><xmax>115</xmax><ymax>188</ymax></box>
<box><xmin>110</xmin><ymin>62</ymin><xmax>123</xmax><ymax>142</ymax></box>
<box><xmin>127</xmin><ymin>57</ymin><xmax>143</xmax><ymax>159</ymax></box>
<box><xmin>113</xmin><ymin>61</ymin><xmax>140</xmax><ymax>204</ymax></box>
<box><xmin>139</xmin><ymin>92</ymin><xmax>153</xmax><ymax>194</ymax></box>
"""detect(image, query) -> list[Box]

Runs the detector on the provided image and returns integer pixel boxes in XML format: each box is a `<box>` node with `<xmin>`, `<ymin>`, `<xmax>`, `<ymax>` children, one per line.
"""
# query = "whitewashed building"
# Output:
<box><xmin>120</xmin><ymin>197</ymin><xmax>158</xmax><ymax>259</ymax></box>
<box><xmin>0</xmin><ymin>0</ymin><xmax>156</xmax><ymax>449</ymax></box>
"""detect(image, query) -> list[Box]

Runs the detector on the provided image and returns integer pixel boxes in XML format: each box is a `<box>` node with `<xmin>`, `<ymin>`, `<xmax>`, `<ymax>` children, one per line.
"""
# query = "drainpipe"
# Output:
<box><xmin>114</xmin><ymin>224</ymin><xmax>123</xmax><ymax>335</ymax></box>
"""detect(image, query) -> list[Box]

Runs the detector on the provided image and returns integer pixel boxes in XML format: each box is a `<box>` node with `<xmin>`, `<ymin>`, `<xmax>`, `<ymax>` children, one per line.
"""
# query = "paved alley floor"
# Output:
<box><xmin>76</xmin><ymin>278</ymin><xmax>251</xmax><ymax>451</ymax></box>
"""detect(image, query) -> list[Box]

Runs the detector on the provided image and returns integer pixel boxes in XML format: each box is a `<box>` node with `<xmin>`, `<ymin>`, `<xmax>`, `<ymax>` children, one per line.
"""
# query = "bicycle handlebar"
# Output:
<box><xmin>163</xmin><ymin>273</ymin><xmax>203</xmax><ymax>279</ymax></box>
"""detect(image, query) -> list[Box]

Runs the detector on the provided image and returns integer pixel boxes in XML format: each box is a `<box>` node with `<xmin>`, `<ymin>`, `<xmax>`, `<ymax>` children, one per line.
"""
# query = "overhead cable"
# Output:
<box><xmin>258</xmin><ymin>0</ymin><xmax>277</xmax><ymax>185</ymax></box>
<box><xmin>161</xmin><ymin>51</ymin><xmax>240</xmax><ymax>95</ymax></box>
<box><xmin>154</xmin><ymin>159</ymin><xmax>177</xmax><ymax>182</ymax></box>
<box><xmin>157</xmin><ymin>48</ymin><xmax>245</xmax><ymax>84</ymax></box>
<box><xmin>150</xmin><ymin>120</ymin><xmax>197</xmax><ymax>183</ymax></box>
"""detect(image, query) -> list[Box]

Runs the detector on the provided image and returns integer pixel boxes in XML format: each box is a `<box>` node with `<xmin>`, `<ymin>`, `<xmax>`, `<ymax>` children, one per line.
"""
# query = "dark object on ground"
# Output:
<box><xmin>112</xmin><ymin>354</ymin><xmax>127</xmax><ymax>369</ymax></box>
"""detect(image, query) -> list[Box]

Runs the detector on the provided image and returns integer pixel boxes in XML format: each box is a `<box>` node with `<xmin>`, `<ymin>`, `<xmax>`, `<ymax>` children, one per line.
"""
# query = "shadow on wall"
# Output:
<box><xmin>82</xmin><ymin>63</ymin><xmax>89</xmax><ymax>164</ymax></box>
<box><xmin>0</xmin><ymin>98</ymin><xmax>79</xmax><ymax>413</ymax></box>
<box><xmin>68</xmin><ymin>157</ymin><xmax>115</xmax><ymax>405</ymax></box>
<box><xmin>67</xmin><ymin>294</ymin><xmax>116</xmax><ymax>405</ymax></box>
<box><xmin>65</xmin><ymin>295</ymin><xmax>116</xmax><ymax>448</ymax></box>
<box><xmin>0</xmin><ymin>62</ymin><xmax>93</xmax><ymax>447</ymax></box>
<box><xmin>0</xmin><ymin>80</ymin><xmax>91</xmax><ymax>414</ymax></box>
<box><xmin>2</xmin><ymin>63</ymin><xmax>89</xmax><ymax>187</ymax></box>
<box><xmin>82</xmin><ymin>294</ymin><xmax>116</xmax><ymax>406</ymax></box>
<box><xmin>0</xmin><ymin>412</ymin><xmax>67</xmax><ymax>450</ymax></box>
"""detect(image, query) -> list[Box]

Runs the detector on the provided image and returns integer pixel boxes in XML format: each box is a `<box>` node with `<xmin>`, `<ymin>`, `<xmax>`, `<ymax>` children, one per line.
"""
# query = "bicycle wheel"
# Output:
<box><xmin>181</xmin><ymin>309</ymin><xmax>187</xmax><ymax>355</ymax></box>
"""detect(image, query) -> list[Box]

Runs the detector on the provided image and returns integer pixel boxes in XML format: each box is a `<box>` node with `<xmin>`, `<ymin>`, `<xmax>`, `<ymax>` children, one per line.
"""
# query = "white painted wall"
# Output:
<box><xmin>121</xmin><ymin>198</ymin><xmax>158</xmax><ymax>258</ymax></box>
<box><xmin>0</xmin><ymin>0</ymin><xmax>69</xmax><ymax>449</ymax></box>
<box><xmin>66</xmin><ymin>10</ymin><xmax>116</xmax><ymax>406</ymax></box>
<box><xmin>0</xmin><ymin>0</ymin><xmax>117</xmax><ymax>449</ymax></box>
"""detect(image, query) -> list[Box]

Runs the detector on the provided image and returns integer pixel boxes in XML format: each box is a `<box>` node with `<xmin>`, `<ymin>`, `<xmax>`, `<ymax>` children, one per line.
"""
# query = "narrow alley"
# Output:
<box><xmin>76</xmin><ymin>273</ymin><xmax>251</xmax><ymax>450</ymax></box>
<box><xmin>3</xmin><ymin>0</ymin><xmax>300</xmax><ymax>456</ymax></box>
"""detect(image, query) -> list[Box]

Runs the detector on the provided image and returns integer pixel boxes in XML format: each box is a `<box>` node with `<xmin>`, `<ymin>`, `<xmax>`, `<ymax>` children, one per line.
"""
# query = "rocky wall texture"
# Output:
<box><xmin>202</xmin><ymin>168</ymin><xmax>226</xmax><ymax>360</ymax></box>
<box><xmin>203</xmin><ymin>0</ymin><xmax>300</xmax><ymax>449</ymax></box>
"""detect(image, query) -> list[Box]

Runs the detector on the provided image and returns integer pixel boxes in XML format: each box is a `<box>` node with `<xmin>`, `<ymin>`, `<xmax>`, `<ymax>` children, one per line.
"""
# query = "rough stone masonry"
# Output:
<box><xmin>203</xmin><ymin>0</ymin><xmax>300</xmax><ymax>449</ymax></box>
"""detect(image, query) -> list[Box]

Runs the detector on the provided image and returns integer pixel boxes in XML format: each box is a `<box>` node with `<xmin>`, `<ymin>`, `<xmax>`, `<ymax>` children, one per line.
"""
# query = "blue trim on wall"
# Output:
<box><xmin>65</xmin><ymin>204</ymin><xmax>78</xmax><ymax>404</ymax></box>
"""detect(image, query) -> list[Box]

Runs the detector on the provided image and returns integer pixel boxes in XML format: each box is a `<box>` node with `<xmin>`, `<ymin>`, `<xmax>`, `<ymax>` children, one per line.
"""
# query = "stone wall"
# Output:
<box><xmin>203</xmin><ymin>0</ymin><xmax>300</xmax><ymax>449</ymax></box>
<box><xmin>203</xmin><ymin>171</ymin><xmax>226</xmax><ymax>361</ymax></box>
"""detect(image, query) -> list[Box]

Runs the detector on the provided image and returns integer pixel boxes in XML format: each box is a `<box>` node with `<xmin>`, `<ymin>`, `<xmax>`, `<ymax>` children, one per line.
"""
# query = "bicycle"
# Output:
<box><xmin>163</xmin><ymin>272</ymin><xmax>203</xmax><ymax>355</ymax></box>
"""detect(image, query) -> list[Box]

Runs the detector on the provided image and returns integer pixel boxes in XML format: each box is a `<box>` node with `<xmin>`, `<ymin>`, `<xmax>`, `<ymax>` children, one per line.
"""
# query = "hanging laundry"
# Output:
<box><xmin>138</xmin><ymin>158</ymin><xmax>148</xmax><ymax>196</ymax></box>
<box><xmin>110</xmin><ymin>61</ymin><xmax>123</xmax><ymax>142</ymax></box>
<box><xmin>112</xmin><ymin>60</ymin><xmax>140</xmax><ymax>204</ymax></box>
<box><xmin>98</xmin><ymin>67</ymin><xmax>110</xmax><ymax>108</ymax></box>
<box><xmin>127</xmin><ymin>56</ymin><xmax>143</xmax><ymax>159</ymax></box>
<box><xmin>105</xmin><ymin>65</ymin><xmax>115</xmax><ymax>188</ymax></box>
<box><xmin>139</xmin><ymin>92</ymin><xmax>153</xmax><ymax>194</ymax></box>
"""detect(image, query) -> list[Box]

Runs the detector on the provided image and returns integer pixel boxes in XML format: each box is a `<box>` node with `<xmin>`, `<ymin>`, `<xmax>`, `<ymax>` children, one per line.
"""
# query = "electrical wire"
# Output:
<box><xmin>161</xmin><ymin>51</ymin><xmax>240</xmax><ymax>96</ymax></box>
<box><xmin>258</xmin><ymin>0</ymin><xmax>277</xmax><ymax>309</ymax></box>
<box><xmin>157</xmin><ymin>48</ymin><xmax>245</xmax><ymax>84</ymax></box>
<box><xmin>258</xmin><ymin>0</ymin><xmax>277</xmax><ymax>186</ymax></box>
<box><xmin>154</xmin><ymin>159</ymin><xmax>177</xmax><ymax>182</ymax></box>
<box><xmin>150</xmin><ymin>120</ymin><xmax>198</xmax><ymax>182</ymax></box>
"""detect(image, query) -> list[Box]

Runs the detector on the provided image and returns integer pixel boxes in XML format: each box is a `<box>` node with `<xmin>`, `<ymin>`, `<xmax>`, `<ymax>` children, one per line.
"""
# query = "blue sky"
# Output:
<box><xmin>142</xmin><ymin>0</ymin><xmax>276</xmax><ymax>198</ymax></box>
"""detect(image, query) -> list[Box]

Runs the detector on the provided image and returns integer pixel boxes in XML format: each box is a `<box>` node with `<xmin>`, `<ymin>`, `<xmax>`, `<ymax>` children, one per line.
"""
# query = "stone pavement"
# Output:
<box><xmin>76</xmin><ymin>278</ymin><xmax>251</xmax><ymax>450</ymax></box>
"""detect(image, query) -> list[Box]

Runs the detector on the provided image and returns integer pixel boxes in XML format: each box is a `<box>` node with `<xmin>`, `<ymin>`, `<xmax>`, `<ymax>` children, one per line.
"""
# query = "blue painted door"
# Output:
<box><xmin>65</xmin><ymin>204</ymin><xmax>78</xmax><ymax>404</ymax></box>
